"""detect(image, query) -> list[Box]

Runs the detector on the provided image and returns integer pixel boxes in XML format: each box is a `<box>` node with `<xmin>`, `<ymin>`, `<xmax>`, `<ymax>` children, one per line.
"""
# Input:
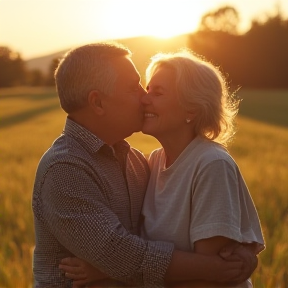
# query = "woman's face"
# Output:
<box><xmin>141</xmin><ymin>66</ymin><xmax>189</xmax><ymax>141</ymax></box>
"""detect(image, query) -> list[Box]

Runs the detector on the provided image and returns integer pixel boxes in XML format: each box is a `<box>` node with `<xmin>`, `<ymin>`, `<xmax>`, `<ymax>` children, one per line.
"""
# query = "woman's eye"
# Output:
<box><xmin>148</xmin><ymin>91</ymin><xmax>162</xmax><ymax>97</ymax></box>
<box><xmin>152</xmin><ymin>91</ymin><xmax>162</xmax><ymax>96</ymax></box>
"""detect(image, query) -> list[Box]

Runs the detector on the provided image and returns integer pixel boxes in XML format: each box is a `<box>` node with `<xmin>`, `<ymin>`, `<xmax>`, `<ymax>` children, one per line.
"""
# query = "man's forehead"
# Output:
<box><xmin>112</xmin><ymin>57</ymin><xmax>140</xmax><ymax>78</ymax></box>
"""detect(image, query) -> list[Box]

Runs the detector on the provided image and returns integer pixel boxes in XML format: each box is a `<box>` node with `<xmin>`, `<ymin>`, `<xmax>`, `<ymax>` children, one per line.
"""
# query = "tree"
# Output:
<box><xmin>45</xmin><ymin>58</ymin><xmax>60</xmax><ymax>86</ymax></box>
<box><xmin>238</xmin><ymin>13</ymin><xmax>288</xmax><ymax>88</ymax></box>
<box><xmin>28</xmin><ymin>69</ymin><xmax>45</xmax><ymax>86</ymax></box>
<box><xmin>199</xmin><ymin>6</ymin><xmax>240</xmax><ymax>34</ymax></box>
<box><xmin>189</xmin><ymin>7</ymin><xmax>288</xmax><ymax>88</ymax></box>
<box><xmin>0</xmin><ymin>47</ymin><xmax>26</xmax><ymax>87</ymax></box>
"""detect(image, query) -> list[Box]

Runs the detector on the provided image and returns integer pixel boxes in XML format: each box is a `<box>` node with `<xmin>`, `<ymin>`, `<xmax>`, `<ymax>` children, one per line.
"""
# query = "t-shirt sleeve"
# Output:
<box><xmin>190</xmin><ymin>159</ymin><xmax>263</xmax><ymax>247</ymax></box>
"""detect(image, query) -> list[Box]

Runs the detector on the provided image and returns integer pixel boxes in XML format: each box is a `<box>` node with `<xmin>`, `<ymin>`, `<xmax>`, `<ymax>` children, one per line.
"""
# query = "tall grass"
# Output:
<box><xmin>1</xmin><ymin>87</ymin><xmax>288</xmax><ymax>287</ymax></box>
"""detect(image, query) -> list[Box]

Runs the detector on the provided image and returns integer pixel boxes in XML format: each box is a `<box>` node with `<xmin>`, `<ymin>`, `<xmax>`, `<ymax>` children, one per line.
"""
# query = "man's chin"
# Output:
<box><xmin>124</xmin><ymin>127</ymin><xmax>141</xmax><ymax>139</ymax></box>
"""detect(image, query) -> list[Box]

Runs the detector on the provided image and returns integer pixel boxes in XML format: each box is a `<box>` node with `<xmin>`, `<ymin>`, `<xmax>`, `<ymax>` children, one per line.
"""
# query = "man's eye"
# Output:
<box><xmin>131</xmin><ymin>85</ymin><xmax>141</xmax><ymax>92</ymax></box>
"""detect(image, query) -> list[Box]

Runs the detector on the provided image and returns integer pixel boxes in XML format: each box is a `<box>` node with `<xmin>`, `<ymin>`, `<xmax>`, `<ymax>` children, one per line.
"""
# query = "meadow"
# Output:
<box><xmin>0</xmin><ymin>87</ymin><xmax>288</xmax><ymax>287</ymax></box>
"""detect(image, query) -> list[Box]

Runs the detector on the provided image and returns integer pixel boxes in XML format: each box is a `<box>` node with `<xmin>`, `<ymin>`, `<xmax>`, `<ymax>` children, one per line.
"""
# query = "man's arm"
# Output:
<box><xmin>165</xmin><ymin>249</ymin><xmax>243</xmax><ymax>284</ymax></box>
<box><xmin>43</xmin><ymin>163</ymin><xmax>255</xmax><ymax>286</ymax></box>
<box><xmin>186</xmin><ymin>236</ymin><xmax>258</xmax><ymax>287</ymax></box>
<box><xmin>42</xmin><ymin>162</ymin><xmax>173</xmax><ymax>286</ymax></box>
<box><xmin>60</xmin><ymin>247</ymin><xmax>251</xmax><ymax>287</ymax></box>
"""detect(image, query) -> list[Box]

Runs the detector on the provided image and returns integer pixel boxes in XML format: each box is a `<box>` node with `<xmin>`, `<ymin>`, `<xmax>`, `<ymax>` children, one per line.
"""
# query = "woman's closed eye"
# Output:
<box><xmin>147</xmin><ymin>85</ymin><xmax>164</xmax><ymax>96</ymax></box>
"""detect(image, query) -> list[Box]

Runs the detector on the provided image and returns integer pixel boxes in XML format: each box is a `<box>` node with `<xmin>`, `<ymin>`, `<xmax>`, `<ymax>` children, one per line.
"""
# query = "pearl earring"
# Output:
<box><xmin>186</xmin><ymin>119</ymin><xmax>191</xmax><ymax>123</ymax></box>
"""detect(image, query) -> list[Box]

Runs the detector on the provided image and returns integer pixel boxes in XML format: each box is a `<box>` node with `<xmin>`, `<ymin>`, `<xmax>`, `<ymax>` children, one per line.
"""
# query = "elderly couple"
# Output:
<box><xmin>32</xmin><ymin>42</ymin><xmax>264</xmax><ymax>288</ymax></box>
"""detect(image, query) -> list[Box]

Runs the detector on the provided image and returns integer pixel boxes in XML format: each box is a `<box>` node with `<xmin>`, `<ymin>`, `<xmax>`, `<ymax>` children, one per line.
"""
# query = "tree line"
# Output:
<box><xmin>0</xmin><ymin>6</ymin><xmax>287</xmax><ymax>89</ymax></box>
<box><xmin>0</xmin><ymin>46</ymin><xmax>59</xmax><ymax>87</ymax></box>
<box><xmin>188</xmin><ymin>6</ymin><xmax>288</xmax><ymax>89</ymax></box>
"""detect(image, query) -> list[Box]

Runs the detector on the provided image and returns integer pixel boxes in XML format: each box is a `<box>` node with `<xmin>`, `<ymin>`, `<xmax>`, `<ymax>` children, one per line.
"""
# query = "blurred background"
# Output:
<box><xmin>0</xmin><ymin>0</ymin><xmax>288</xmax><ymax>287</ymax></box>
<box><xmin>1</xmin><ymin>0</ymin><xmax>288</xmax><ymax>91</ymax></box>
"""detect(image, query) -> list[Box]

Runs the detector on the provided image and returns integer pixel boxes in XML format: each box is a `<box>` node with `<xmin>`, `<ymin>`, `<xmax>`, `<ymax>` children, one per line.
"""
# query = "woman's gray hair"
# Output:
<box><xmin>54</xmin><ymin>42</ymin><xmax>131</xmax><ymax>113</ymax></box>
<box><xmin>146</xmin><ymin>49</ymin><xmax>240</xmax><ymax>146</ymax></box>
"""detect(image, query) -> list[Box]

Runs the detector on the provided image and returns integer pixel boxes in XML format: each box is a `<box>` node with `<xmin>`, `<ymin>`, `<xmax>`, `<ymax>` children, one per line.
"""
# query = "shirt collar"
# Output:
<box><xmin>63</xmin><ymin>117</ymin><xmax>131</xmax><ymax>155</ymax></box>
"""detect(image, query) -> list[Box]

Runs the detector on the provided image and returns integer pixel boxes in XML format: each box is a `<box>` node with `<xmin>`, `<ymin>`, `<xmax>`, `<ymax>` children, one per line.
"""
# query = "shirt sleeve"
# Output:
<box><xmin>40</xmin><ymin>161</ymin><xmax>174</xmax><ymax>286</ymax></box>
<box><xmin>190</xmin><ymin>159</ymin><xmax>245</xmax><ymax>245</ymax></box>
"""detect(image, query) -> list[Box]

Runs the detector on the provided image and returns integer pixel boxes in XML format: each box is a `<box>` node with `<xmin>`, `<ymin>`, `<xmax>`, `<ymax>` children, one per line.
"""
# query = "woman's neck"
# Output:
<box><xmin>160</xmin><ymin>133</ymin><xmax>196</xmax><ymax>168</ymax></box>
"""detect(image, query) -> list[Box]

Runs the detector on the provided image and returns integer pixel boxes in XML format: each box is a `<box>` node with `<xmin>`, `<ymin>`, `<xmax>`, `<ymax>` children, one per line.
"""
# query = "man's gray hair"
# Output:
<box><xmin>55</xmin><ymin>42</ymin><xmax>131</xmax><ymax>113</ymax></box>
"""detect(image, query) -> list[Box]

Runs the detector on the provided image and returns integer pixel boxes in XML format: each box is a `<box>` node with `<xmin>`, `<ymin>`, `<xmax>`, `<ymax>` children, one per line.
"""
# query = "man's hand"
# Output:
<box><xmin>59</xmin><ymin>257</ymin><xmax>107</xmax><ymax>288</ymax></box>
<box><xmin>165</xmin><ymin>249</ymin><xmax>245</xmax><ymax>284</ymax></box>
<box><xmin>219</xmin><ymin>243</ymin><xmax>258</xmax><ymax>284</ymax></box>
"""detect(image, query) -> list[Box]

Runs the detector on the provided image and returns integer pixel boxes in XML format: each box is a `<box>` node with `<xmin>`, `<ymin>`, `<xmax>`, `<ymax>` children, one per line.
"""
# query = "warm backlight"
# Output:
<box><xmin>99</xmin><ymin>1</ymin><xmax>204</xmax><ymax>40</ymax></box>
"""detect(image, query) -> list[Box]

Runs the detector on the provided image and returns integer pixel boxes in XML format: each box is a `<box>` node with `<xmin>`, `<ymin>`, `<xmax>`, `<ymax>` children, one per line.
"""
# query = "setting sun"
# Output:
<box><xmin>102</xmin><ymin>1</ymin><xmax>204</xmax><ymax>39</ymax></box>
<box><xmin>139</xmin><ymin>1</ymin><xmax>203</xmax><ymax>38</ymax></box>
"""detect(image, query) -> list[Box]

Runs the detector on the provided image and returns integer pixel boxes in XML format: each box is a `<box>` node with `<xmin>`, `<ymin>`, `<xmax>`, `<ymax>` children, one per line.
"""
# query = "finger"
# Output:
<box><xmin>223</xmin><ymin>255</ymin><xmax>244</xmax><ymax>262</ymax></box>
<box><xmin>219</xmin><ymin>242</ymin><xmax>241</xmax><ymax>258</ymax></box>
<box><xmin>231</xmin><ymin>245</ymin><xmax>258</xmax><ymax>272</ymax></box>
<box><xmin>64</xmin><ymin>271</ymin><xmax>86</xmax><ymax>280</ymax></box>
<box><xmin>251</xmin><ymin>254</ymin><xmax>258</xmax><ymax>271</ymax></box>
<box><xmin>59</xmin><ymin>264</ymin><xmax>81</xmax><ymax>273</ymax></box>
<box><xmin>238</xmin><ymin>257</ymin><xmax>258</xmax><ymax>282</ymax></box>
<box><xmin>223</xmin><ymin>262</ymin><xmax>252</xmax><ymax>284</ymax></box>
<box><xmin>59</xmin><ymin>264</ymin><xmax>87</xmax><ymax>279</ymax></box>
<box><xmin>72</xmin><ymin>279</ymin><xmax>91</xmax><ymax>287</ymax></box>
<box><xmin>216</xmin><ymin>260</ymin><xmax>244</xmax><ymax>283</ymax></box>
<box><xmin>219</xmin><ymin>269</ymin><xmax>244</xmax><ymax>284</ymax></box>
<box><xmin>217</xmin><ymin>268</ymin><xmax>242</xmax><ymax>283</ymax></box>
<box><xmin>60</xmin><ymin>257</ymin><xmax>80</xmax><ymax>266</ymax></box>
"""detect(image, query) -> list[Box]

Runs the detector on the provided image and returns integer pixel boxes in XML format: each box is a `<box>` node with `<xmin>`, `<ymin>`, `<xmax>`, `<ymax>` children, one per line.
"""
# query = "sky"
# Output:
<box><xmin>0</xmin><ymin>0</ymin><xmax>287</xmax><ymax>60</ymax></box>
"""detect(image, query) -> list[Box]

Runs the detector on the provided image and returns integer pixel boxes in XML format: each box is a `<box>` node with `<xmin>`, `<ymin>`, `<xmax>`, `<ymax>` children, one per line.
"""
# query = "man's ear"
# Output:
<box><xmin>88</xmin><ymin>90</ymin><xmax>105</xmax><ymax>115</ymax></box>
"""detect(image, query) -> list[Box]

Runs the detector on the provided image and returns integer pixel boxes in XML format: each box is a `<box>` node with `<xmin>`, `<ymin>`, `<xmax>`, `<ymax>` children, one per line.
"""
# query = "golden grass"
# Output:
<box><xmin>1</xmin><ymin>87</ymin><xmax>288</xmax><ymax>287</ymax></box>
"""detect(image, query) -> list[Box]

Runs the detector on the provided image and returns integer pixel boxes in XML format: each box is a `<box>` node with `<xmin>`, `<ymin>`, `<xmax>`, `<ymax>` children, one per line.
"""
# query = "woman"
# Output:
<box><xmin>140</xmin><ymin>50</ymin><xmax>264</xmax><ymax>287</ymax></box>
<box><xmin>60</xmin><ymin>50</ymin><xmax>265</xmax><ymax>287</ymax></box>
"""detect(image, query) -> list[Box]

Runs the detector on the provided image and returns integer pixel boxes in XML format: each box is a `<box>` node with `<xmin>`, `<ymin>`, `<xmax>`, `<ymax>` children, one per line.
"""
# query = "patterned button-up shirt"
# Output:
<box><xmin>32</xmin><ymin>118</ymin><xmax>174</xmax><ymax>288</ymax></box>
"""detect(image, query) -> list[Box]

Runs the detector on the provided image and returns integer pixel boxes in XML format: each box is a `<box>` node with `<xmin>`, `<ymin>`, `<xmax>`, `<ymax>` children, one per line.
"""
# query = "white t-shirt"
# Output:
<box><xmin>141</xmin><ymin>136</ymin><xmax>265</xmax><ymax>288</ymax></box>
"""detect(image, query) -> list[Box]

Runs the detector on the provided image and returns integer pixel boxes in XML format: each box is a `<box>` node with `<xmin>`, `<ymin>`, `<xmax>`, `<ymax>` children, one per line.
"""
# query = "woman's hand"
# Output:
<box><xmin>59</xmin><ymin>257</ymin><xmax>107</xmax><ymax>288</ymax></box>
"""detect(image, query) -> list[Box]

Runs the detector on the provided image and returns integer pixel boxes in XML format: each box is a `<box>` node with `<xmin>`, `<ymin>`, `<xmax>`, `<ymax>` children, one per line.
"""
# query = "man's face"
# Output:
<box><xmin>101</xmin><ymin>56</ymin><xmax>146</xmax><ymax>140</ymax></box>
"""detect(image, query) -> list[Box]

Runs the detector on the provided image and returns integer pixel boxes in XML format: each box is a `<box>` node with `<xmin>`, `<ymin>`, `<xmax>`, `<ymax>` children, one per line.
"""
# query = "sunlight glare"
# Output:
<box><xmin>144</xmin><ymin>1</ymin><xmax>202</xmax><ymax>39</ymax></box>
<box><xmin>96</xmin><ymin>0</ymin><xmax>205</xmax><ymax>40</ymax></box>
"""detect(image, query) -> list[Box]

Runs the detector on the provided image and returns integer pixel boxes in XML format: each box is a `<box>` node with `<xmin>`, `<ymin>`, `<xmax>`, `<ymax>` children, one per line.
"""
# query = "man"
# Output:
<box><xmin>32</xmin><ymin>42</ymin><xmax>257</xmax><ymax>287</ymax></box>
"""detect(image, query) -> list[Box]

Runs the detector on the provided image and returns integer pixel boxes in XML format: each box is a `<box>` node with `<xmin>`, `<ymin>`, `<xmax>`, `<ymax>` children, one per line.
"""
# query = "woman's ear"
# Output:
<box><xmin>186</xmin><ymin>111</ymin><xmax>195</xmax><ymax>123</ymax></box>
<box><xmin>88</xmin><ymin>90</ymin><xmax>105</xmax><ymax>115</ymax></box>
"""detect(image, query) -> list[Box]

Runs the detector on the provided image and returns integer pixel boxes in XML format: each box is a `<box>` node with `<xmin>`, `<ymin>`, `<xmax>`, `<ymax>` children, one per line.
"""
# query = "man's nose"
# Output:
<box><xmin>140</xmin><ymin>90</ymin><xmax>151</xmax><ymax>105</ymax></box>
<box><xmin>140</xmin><ymin>85</ymin><xmax>147</xmax><ymax>95</ymax></box>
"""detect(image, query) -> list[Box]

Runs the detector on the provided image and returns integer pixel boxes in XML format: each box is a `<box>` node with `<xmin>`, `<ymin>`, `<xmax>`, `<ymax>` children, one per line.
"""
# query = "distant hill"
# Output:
<box><xmin>25</xmin><ymin>34</ymin><xmax>191</xmax><ymax>77</ymax></box>
<box><xmin>25</xmin><ymin>49</ymin><xmax>69</xmax><ymax>75</ymax></box>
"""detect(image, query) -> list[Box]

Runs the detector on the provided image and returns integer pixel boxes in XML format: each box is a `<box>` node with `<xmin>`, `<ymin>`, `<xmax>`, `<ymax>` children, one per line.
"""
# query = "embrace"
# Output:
<box><xmin>32</xmin><ymin>42</ymin><xmax>265</xmax><ymax>288</ymax></box>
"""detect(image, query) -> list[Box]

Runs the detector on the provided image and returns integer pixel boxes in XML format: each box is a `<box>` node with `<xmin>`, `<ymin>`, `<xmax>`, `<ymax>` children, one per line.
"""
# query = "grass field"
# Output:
<box><xmin>1</xmin><ymin>87</ymin><xmax>288</xmax><ymax>287</ymax></box>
